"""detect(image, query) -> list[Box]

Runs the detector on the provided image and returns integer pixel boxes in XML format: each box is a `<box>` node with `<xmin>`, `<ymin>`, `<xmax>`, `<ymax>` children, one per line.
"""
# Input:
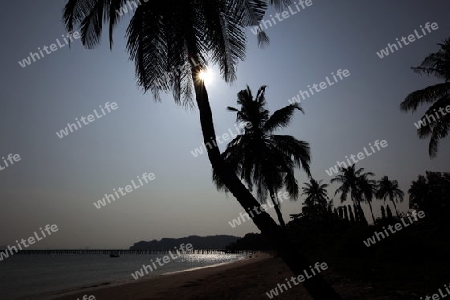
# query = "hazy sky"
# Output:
<box><xmin>0</xmin><ymin>0</ymin><xmax>449</xmax><ymax>249</ymax></box>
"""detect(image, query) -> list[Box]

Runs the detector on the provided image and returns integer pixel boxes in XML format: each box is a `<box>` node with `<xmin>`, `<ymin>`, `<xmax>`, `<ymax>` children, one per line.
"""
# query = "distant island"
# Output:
<box><xmin>129</xmin><ymin>235</ymin><xmax>240</xmax><ymax>250</ymax></box>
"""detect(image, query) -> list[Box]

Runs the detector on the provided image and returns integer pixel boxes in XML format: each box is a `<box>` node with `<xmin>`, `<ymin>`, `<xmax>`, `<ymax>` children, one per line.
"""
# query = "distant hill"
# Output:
<box><xmin>129</xmin><ymin>235</ymin><xmax>240</xmax><ymax>250</ymax></box>
<box><xmin>225</xmin><ymin>233</ymin><xmax>273</xmax><ymax>251</ymax></box>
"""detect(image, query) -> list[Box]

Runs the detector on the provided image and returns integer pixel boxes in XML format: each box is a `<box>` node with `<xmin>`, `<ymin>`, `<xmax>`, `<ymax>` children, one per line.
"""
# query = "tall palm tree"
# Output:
<box><xmin>400</xmin><ymin>38</ymin><xmax>450</xmax><ymax>158</ymax></box>
<box><xmin>357</xmin><ymin>172</ymin><xmax>377</xmax><ymax>224</ymax></box>
<box><xmin>214</xmin><ymin>85</ymin><xmax>311</xmax><ymax>228</ymax></box>
<box><xmin>331</xmin><ymin>164</ymin><xmax>374</xmax><ymax>224</ymax></box>
<box><xmin>62</xmin><ymin>1</ymin><xmax>342</xmax><ymax>299</ymax></box>
<box><xmin>408</xmin><ymin>175</ymin><xmax>428</xmax><ymax>211</ymax></box>
<box><xmin>375</xmin><ymin>176</ymin><xmax>404</xmax><ymax>216</ymax></box>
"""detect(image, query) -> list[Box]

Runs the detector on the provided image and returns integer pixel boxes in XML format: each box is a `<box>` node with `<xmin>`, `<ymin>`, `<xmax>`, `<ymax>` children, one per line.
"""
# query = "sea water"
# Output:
<box><xmin>0</xmin><ymin>253</ymin><xmax>247</xmax><ymax>299</ymax></box>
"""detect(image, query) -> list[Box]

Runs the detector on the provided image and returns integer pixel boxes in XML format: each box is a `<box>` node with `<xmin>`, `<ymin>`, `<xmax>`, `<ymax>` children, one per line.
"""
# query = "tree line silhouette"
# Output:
<box><xmin>291</xmin><ymin>170</ymin><xmax>449</xmax><ymax>227</ymax></box>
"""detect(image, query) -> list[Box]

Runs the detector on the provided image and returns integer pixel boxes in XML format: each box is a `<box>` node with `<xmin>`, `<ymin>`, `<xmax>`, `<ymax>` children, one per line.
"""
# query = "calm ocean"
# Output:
<box><xmin>0</xmin><ymin>253</ymin><xmax>247</xmax><ymax>299</ymax></box>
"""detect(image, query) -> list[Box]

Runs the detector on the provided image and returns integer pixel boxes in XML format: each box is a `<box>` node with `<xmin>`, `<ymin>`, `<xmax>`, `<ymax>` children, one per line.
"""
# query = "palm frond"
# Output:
<box><xmin>227</xmin><ymin>106</ymin><xmax>240</xmax><ymax>112</ymax></box>
<box><xmin>229</xmin><ymin>0</ymin><xmax>268</xmax><ymax>26</ymax></box>
<box><xmin>108</xmin><ymin>0</ymin><xmax>129</xmax><ymax>49</ymax></box>
<box><xmin>126</xmin><ymin>5</ymin><xmax>170</xmax><ymax>100</ymax></box>
<box><xmin>271</xmin><ymin>135</ymin><xmax>311</xmax><ymax>176</ymax></box>
<box><xmin>428</xmin><ymin>115</ymin><xmax>450</xmax><ymax>158</ymax></box>
<box><xmin>63</xmin><ymin>0</ymin><xmax>97</xmax><ymax>34</ymax></box>
<box><xmin>269</xmin><ymin>0</ymin><xmax>292</xmax><ymax>10</ymax></box>
<box><xmin>256</xmin><ymin>26</ymin><xmax>270</xmax><ymax>48</ymax></box>
<box><xmin>263</xmin><ymin>103</ymin><xmax>303</xmax><ymax>133</ymax></box>
<box><xmin>417</xmin><ymin>96</ymin><xmax>450</xmax><ymax>138</ymax></box>
<box><xmin>412</xmin><ymin>39</ymin><xmax>450</xmax><ymax>80</ymax></box>
<box><xmin>64</xmin><ymin>0</ymin><xmax>270</xmax><ymax>105</ymax></box>
<box><xmin>414</xmin><ymin>97</ymin><xmax>450</xmax><ymax>157</ymax></box>
<box><xmin>283</xmin><ymin>168</ymin><xmax>299</xmax><ymax>200</ymax></box>
<box><xmin>401</xmin><ymin>83</ymin><xmax>450</xmax><ymax>112</ymax></box>
<box><xmin>79</xmin><ymin>0</ymin><xmax>106</xmax><ymax>49</ymax></box>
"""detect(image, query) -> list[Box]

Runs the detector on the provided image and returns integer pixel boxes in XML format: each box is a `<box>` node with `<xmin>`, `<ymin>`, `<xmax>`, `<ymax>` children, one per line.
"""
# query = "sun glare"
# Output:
<box><xmin>198</xmin><ymin>68</ymin><xmax>214</xmax><ymax>85</ymax></box>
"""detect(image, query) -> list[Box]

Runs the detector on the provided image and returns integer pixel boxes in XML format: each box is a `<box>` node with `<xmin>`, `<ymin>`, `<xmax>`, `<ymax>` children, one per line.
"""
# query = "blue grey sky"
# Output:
<box><xmin>0</xmin><ymin>0</ymin><xmax>449</xmax><ymax>249</ymax></box>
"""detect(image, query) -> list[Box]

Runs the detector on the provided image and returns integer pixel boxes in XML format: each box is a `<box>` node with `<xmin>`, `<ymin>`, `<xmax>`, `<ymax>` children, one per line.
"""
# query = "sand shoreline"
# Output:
<box><xmin>20</xmin><ymin>253</ymin><xmax>269</xmax><ymax>300</ymax></box>
<box><xmin>15</xmin><ymin>250</ymin><xmax>411</xmax><ymax>299</ymax></box>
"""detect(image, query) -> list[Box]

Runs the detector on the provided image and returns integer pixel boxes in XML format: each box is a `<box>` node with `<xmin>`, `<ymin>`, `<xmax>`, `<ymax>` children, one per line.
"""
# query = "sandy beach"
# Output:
<box><xmin>44</xmin><ymin>251</ymin><xmax>384</xmax><ymax>300</ymax></box>
<box><xmin>19</xmin><ymin>249</ymin><xmax>424</xmax><ymax>300</ymax></box>
<box><xmin>44</xmin><ymin>253</ymin><xmax>317</xmax><ymax>300</ymax></box>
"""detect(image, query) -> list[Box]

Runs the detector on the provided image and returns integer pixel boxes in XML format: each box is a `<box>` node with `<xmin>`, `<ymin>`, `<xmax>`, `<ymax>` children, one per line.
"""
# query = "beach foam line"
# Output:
<box><xmin>161</xmin><ymin>256</ymin><xmax>248</xmax><ymax>276</ymax></box>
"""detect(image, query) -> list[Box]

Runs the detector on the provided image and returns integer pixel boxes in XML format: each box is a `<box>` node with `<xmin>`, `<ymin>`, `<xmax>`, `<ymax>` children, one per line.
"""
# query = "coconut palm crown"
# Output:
<box><xmin>63</xmin><ymin>0</ymin><xmax>271</xmax><ymax>104</ymax></box>
<box><xmin>375</xmin><ymin>176</ymin><xmax>404</xmax><ymax>216</ymax></box>
<box><xmin>214</xmin><ymin>85</ymin><xmax>311</xmax><ymax>228</ymax></box>
<box><xmin>331</xmin><ymin>164</ymin><xmax>375</xmax><ymax>224</ymax></box>
<box><xmin>400</xmin><ymin>38</ymin><xmax>450</xmax><ymax>157</ymax></box>
<box><xmin>302</xmin><ymin>178</ymin><xmax>329</xmax><ymax>208</ymax></box>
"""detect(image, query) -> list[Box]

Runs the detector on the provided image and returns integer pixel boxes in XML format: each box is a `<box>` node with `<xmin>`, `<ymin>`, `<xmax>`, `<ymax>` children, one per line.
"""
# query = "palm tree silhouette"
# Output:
<box><xmin>62</xmin><ymin>1</ymin><xmax>342</xmax><ymax>298</ymax></box>
<box><xmin>375</xmin><ymin>176</ymin><xmax>404</xmax><ymax>216</ymax></box>
<box><xmin>214</xmin><ymin>85</ymin><xmax>311</xmax><ymax>229</ymax></box>
<box><xmin>291</xmin><ymin>178</ymin><xmax>331</xmax><ymax>221</ymax></box>
<box><xmin>356</xmin><ymin>172</ymin><xmax>377</xmax><ymax>224</ymax></box>
<box><xmin>408</xmin><ymin>175</ymin><xmax>428</xmax><ymax>212</ymax></box>
<box><xmin>302</xmin><ymin>178</ymin><xmax>329</xmax><ymax>212</ymax></box>
<box><xmin>400</xmin><ymin>38</ymin><xmax>450</xmax><ymax>158</ymax></box>
<box><xmin>331</xmin><ymin>164</ymin><xmax>373</xmax><ymax>224</ymax></box>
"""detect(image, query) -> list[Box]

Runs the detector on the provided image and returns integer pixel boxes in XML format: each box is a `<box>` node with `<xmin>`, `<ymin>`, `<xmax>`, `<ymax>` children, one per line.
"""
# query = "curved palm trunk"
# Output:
<box><xmin>190</xmin><ymin>66</ymin><xmax>342</xmax><ymax>299</ymax></box>
<box><xmin>269</xmin><ymin>191</ymin><xmax>286</xmax><ymax>229</ymax></box>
